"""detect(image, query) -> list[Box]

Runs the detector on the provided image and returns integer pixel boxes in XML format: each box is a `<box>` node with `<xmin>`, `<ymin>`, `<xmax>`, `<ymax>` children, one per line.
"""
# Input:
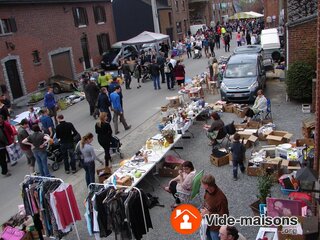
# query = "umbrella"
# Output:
<box><xmin>295</xmin><ymin>167</ymin><xmax>318</xmax><ymax>182</ymax></box>
<box><xmin>229</xmin><ymin>11</ymin><xmax>264</xmax><ymax>20</ymax></box>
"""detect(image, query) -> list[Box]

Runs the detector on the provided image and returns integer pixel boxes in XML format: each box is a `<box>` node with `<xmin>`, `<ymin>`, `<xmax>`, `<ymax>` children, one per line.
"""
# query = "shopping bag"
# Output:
<box><xmin>0</xmin><ymin>226</ymin><xmax>26</xmax><ymax>240</ymax></box>
<box><xmin>6</xmin><ymin>142</ymin><xmax>23</xmax><ymax>163</ymax></box>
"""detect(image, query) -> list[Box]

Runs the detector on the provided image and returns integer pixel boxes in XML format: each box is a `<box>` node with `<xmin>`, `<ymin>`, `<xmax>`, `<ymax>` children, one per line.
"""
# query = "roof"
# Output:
<box><xmin>0</xmin><ymin>0</ymin><xmax>110</xmax><ymax>4</ymax></box>
<box><xmin>228</xmin><ymin>54</ymin><xmax>258</xmax><ymax>64</ymax></box>
<box><xmin>121</xmin><ymin>31</ymin><xmax>170</xmax><ymax>46</ymax></box>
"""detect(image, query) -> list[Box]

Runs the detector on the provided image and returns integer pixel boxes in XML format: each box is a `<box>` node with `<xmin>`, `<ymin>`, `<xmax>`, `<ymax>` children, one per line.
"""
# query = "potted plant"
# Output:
<box><xmin>249</xmin><ymin>170</ymin><xmax>275</xmax><ymax>216</ymax></box>
<box><xmin>161</xmin><ymin>129</ymin><xmax>176</xmax><ymax>144</ymax></box>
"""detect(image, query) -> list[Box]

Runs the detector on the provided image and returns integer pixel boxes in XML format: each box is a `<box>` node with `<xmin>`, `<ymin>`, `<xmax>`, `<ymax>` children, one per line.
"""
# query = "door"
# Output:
<box><xmin>166</xmin><ymin>28</ymin><xmax>174</xmax><ymax>44</ymax></box>
<box><xmin>81</xmin><ymin>36</ymin><xmax>91</xmax><ymax>69</ymax></box>
<box><xmin>5</xmin><ymin>60</ymin><xmax>23</xmax><ymax>99</ymax></box>
<box><xmin>51</xmin><ymin>51</ymin><xmax>73</xmax><ymax>79</ymax></box>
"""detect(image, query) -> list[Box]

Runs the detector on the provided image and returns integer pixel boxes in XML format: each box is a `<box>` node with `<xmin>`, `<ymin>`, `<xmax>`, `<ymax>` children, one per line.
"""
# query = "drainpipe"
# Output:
<box><xmin>151</xmin><ymin>0</ymin><xmax>160</xmax><ymax>33</ymax></box>
<box><xmin>286</xmin><ymin>23</ymin><xmax>289</xmax><ymax>68</ymax></box>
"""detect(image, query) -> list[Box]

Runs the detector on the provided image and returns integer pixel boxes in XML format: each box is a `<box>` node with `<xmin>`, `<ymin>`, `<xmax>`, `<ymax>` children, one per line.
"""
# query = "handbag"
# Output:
<box><xmin>73</xmin><ymin>132</ymin><xmax>81</xmax><ymax>143</ymax></box>
<box><xmin>0</xmin><ymin>226</ymin><xmax>27</xmax><ymax>240</ymax></box>
<box><xmin>6</xmin><ymin>142</ymin><xmax>23</xmax><ymax>163</ymax></box>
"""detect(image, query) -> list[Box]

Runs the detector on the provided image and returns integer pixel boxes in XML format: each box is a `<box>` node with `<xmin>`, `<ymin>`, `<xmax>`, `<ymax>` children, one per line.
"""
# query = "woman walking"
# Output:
<box><xmin>174</xmin><ymin>60</ymin><xmax>185</xmax><ymax>86</ymax></box>
<box><xmin>95</xmin><ymin>112</ymin><xmax>112</xmax><ymax>166</ymax></box>
<box><xmin>22</xmin><ymin>125</ymin><xmax>51</xmax><ymax>177</ymax></box>
<box><xmin>80</xmin><ymin>133</ymin><xmax>103</xmax><ymax>186</ymax></box>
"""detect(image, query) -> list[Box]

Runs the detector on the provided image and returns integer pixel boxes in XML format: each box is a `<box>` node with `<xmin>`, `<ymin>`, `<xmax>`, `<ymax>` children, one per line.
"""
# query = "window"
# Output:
<box><xmin>72</xmin><ymin>7</ymin><xmax>88</xmax><ymax>27</ymax></box>
<box><xmin>97</xmin><ymin>33</ymin><xmax>111</xmax><ymax>55</ymax></box>
<box><xmin>0</xmin><ymin>18</ymin><xmax>17</xmax><ymax>35</ymax></box>
<box><xmin>182</xmin><ymin>0</ymin><xmax>185</xmax><ymax>11</ymax></box>
<box><xmin>168</xmin><ymin>12</ymin><xmax>172</xmax><ymax>25</ymax></box>
<box><xmin>168</xmin><ymin>0</ymin><xmax>171</xmax><ymax>6</ymax></box>
<box><xmin>176</xmin><ymin>21</ymin><xmax>182</xmax><ymax>33</ymax></box>
<box><xmin>32</xmin><ymin>50</ymin><xmax>41</xmax><ymax>64</ymax></box>
<box><xmin>175</xmin><ymin>0</ymin><xmax>179</xmax><ymax>12</ymax></box>
<box><xmin>93</xmin><ymin>6</ymin><xmax>106</xmax><ymax>24</ymax></box>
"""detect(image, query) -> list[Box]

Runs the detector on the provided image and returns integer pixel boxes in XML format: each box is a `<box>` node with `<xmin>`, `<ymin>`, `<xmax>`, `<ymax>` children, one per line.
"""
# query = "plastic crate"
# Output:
<box><xmin>280</xmin><ymin>187</ymin><xmax>300</xmax><ymax>196</ymax></box>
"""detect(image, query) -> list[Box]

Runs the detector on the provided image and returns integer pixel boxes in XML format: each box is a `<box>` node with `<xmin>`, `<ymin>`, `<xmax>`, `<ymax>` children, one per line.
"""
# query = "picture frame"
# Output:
<box><xmin>256</xmin><ymin>227</ymin><xmax>278</xmax><ymax>240</ymax></box>
<box><xmin>267</xmin><ymin>198</ymin><xmax>302</xmax><ymax>217</ymax></box>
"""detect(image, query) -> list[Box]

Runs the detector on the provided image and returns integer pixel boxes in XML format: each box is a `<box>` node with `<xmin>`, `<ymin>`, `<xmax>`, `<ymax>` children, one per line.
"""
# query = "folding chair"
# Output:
<box><xmin>215</xmin><ymin>121</ymin><xmax>236</xmax><ymax>149</ymax></box>
<box><xmin>175</xmin><ymin>170</ymin><xmax>204</xmax><ymax>205</ymax></box>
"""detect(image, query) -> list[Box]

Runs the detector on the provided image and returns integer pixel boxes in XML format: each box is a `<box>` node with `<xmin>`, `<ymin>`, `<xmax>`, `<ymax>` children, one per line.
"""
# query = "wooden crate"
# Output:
<box><xmin>210</xmin><ymin>153</ymin><xmax>230</xmax><ymax>167</ymax></box>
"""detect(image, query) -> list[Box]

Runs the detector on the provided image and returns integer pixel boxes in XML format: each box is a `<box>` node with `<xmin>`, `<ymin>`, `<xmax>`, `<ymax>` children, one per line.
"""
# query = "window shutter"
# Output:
<box><xmin>102</xmin><ymin>7</ymin><xmax>106</xmax><ymax>22</ymax></box>
<box><xmin>93</xmin><ymin>6</ymin><xmax>98</xmax><ymax>23</ymax></box>
<box><xmin>72</xmin><ymin>8</ymin><xmax>79</xmax><ymax>27</ymax></box>
<box><xmin>9</xmin><ymin>17</ymin><xmax>17</xmax><ymax>32</ymax></box>
<box><xmin>84</xmin><ymin>8</ymin><xmax>89</xmax><ymax>25</ymax></box>
<box><xmin>97</xmin><ymin>34</ymin><xmax>102</xmax><ymax>55</ymax></box>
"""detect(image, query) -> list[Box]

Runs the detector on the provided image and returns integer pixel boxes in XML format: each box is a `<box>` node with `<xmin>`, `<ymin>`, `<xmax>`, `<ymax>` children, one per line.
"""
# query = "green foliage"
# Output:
<box><xmin>286</xmin><ymin>62</ymin><xmax>315</xmax><ymax>102</ymax></box>
<box><xmin>30</xmin><ymin>92</ymin><xmax>44</xmax><ymax>102</ymax></box>
<box><xmin>58</xmin><ymin>99</ymin><xmax>68</xmax><ymax>110</ymax></box>
<box><xmin>257</xmin><ymin>172</ymin><xmax>274</xmax><ymax>204</ymax></box>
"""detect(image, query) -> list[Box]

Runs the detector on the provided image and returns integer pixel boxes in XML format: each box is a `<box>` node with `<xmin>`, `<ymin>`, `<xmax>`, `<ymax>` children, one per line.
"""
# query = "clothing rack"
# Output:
<box><xmin>21</xmin><ymin>175</ymin><xmax>81</xmax><ymax>240</ymax></box>
<box><xmin>88</xmin><ymin>183</ymin><xmax>148</xmax><ymax>238</ymax></box>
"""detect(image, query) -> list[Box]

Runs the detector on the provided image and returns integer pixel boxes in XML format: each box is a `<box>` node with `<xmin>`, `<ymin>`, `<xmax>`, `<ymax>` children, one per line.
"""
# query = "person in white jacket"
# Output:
<box><xmin>241</xmin><ymin>89</ymin><xmax>267</xmax><ymax>123</ymax></box>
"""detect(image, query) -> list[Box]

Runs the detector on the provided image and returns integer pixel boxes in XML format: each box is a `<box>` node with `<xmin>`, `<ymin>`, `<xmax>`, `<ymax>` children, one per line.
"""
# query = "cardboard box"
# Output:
<box><xmin>302</xmin><ymin>117</ymin><xmax>315</xmax><ymax>129</ymax></box>
<box><xmin>96</xmin><ymin>167</ymin><xmax>112</xmax><ymax>184</ymax></box>
<box><xmin>278</xmin><ymin>231</ymin><xmax>305</xmax><ymax>240</ymax></box>
<box><xmin>210</xmin><ymin>152</ymin><xmax>230</xmax><ymax>167</ymax></box>
<box><xmin>261</xmin><ymin>119</ymin><xmax>273</xmax><ymax>125</ymax></box>
<box><xmin>233</xmin><ymin>104</ymin><xmax>248</xmax><ymax>118</ymax></box>
<box><xmin>166</xmin><ymin>96</ymin><xmax>180</xmax><ymax>108</ymax></box>
<box><xmin>247</xmin><ymin>162</ymin><xmax>262</xmax><ymax>176</ymax></box>
<box><xmin>223</xmin><ymin>103</ymin><xmax>234</xmax><ymax>113</ymax></box>
<box><xmin>234</xmin><ymin>123</ymin><xmax>247</xmax><ymax>131</ymax></box>
<box><xmin>266</xmin><ymin>131</ymin><xmax>293</xmax><ymax>145</ymax></box>
<box><xmin>281</xmin><ymin>160</ymin><xmax>301</xmax><ymax>173</ymax></box>
<box><xmin>261</xmin><ymin>157</ymin><xmax>282</xmax><ymax>170</ymax></box>
<box><xmin>235</xmin><ymin>131</ymin><xmax>259</xmax><ymax>148</ymax></box>
<box><xmin>159</xmin><ymin>162</ymin><xmax>181</xmax><ymax>178</ymax></box>
<box><xmin>296</xmin><ymin>138</ymin><xmax>314</xmax><ymax>147</ymax></box>
<box><xmin>301</xmin><ymin>127</ymin><xmax>313</xmax><ymax>139</ymax></box>
<box><xmin>246</xmin><ymin>121</ymin><xmax>261</xmax><ymax>129</ymax></box>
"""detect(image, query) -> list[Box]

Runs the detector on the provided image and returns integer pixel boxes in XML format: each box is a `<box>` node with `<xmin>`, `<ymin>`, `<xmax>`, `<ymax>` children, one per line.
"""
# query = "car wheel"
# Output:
<box><xmin>53</xmin><ymin>84</ymin><xmax>61</xmax><ymax>94</ymax></box>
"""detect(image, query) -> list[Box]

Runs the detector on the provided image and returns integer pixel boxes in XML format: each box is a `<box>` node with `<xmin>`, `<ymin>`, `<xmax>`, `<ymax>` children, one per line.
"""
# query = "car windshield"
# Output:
<box><xmin>225</xmin><ymin>63</ymin><xmax>257</xmax><ymax>78</ymax></box>
<box><xmin>104</xmin><ymin>48</ymin><xmax>120</xmax><ymax>55</ymax></box>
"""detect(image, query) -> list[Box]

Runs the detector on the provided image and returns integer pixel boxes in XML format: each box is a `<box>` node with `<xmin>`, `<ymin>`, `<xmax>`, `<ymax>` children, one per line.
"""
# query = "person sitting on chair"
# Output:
<box><xmin>164</xmin><ymin>161</ymin><xmax>196</xmax><ymax>208</ymax></box>
<box><xmin>204</xmin><ymin>112</ymin><xmax>224</xmax><ymax>146</ymax></box>
<box><xmin>241</xmin><ymin>89</ymin><xmax>267</xmax><ymax>123</ymax></box>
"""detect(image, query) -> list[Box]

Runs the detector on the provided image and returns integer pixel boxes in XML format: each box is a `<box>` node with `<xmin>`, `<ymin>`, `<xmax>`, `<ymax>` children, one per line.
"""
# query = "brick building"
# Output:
<box><xmin>189</xmin><ymin>0</ymin><xmax>235</xmax><ymax>27</ymax></box>
<box><xmin>263</xmin><ymin>0</ymin><xmax>286</xmax><ymax>28</ymax></box>
<box><xmin>0</xmin><ymin>0</ymin><xmax>116</xmax><ymax>100</ymax></box>
<box><xmin>315</xmin><ymin>0</ymin><xmax>320</xmax><ymax>174</ymax></box>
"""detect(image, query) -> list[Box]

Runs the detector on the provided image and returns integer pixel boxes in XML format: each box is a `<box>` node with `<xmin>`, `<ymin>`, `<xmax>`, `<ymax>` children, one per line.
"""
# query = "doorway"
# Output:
<box><xmin>4</xmin><ymin>60</ymin><xmax>23</xmax><ymax>99</ymax></box>
<box><xmin>81</xmin><ymin>35</ymin><xmax>91</xmax><ymax>69</ymax></box>
<box><xmin>51</xmin><ymin>51</ymin><xmax>73</xmax><ymax>79</ymax></box>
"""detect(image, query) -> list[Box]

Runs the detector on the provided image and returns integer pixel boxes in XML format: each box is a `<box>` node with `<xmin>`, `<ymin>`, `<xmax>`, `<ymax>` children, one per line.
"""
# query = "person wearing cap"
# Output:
<box><xmin>84</xmin><ymin>78</ymin><xmax>100</xmax><ymax>117</ymax></box>
<box><xmin>17</xmin><ymin>119</ymin><xmax>36</xmax><ymax>174</ymax></box>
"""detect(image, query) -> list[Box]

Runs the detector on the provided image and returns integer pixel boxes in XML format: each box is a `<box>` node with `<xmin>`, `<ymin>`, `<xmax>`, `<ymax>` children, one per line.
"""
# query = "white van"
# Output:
<box><xmin>190</xmin><ymin>24</ymin><xmax>206</xmax><ymax>35</ymax></box>
<box><xmin>260</xmin><ymin>28</ymin><xmax>281</xmax><ymax>61</ymax></box>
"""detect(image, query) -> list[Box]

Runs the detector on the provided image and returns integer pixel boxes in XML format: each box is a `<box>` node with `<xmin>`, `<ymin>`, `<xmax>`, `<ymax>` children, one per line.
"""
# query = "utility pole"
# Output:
<box><xmin>151</xmin><ymin>0</ymin><xmax>160</xmax><ymax>33</ymax></box>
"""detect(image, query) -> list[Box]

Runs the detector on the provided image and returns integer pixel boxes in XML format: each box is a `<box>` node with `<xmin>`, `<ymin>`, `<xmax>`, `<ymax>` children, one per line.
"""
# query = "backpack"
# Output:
<box><xmin>146</xmin><ymin>193</ymin><xmax>164</xmax><ymax>208</ymax></box>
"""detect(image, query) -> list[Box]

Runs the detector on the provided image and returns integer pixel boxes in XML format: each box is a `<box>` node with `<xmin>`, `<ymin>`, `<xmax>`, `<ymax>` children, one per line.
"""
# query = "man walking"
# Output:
<box><xmin>122</xmin><ymin>59</ymin><xmax>132</xmax><ymax>89</ymax></box>
<box><xmin>18</xmin><ymin>119</ymin><xmax>36</xmax><ymax>174</ymax></box>
<box><xmin>97</xmin><ymin>87</ymin><xmax>112</xmax><ymax>121</ymax></box>
<box><xmin>84</xmin><ymin>78</ymin><xmax>100</xmax><ymax>117</ymax></box>
<box><xmin>44</xmin><ymin>87</ymin><xmax>57</xmax><ymax>125</ymax></box>
<box><xmin>200</xmin><ymin>174</ymin><xmax>229</xmax><ymax>240</ymax></box>
<box><xmin>150</xmin><ymin>60</ymin><xmax>161</xmax><ymax>90</ymax></box>
<box><xmin>0</xmin><ymin>115</ymin><xmax>12</xmax><ymax>176</ymax></box>
<box><xmin>55</xmin><ymin>114</ymin><xmax>79</xmax><ymax>174</ymax></box>
<box><xmin>110</xmin><ymin>86</ymin><xmax>131</xmax><ymax>134</ymax></box>
<box><xmin>157</xmin><ymin>52</ymin><xmax>166</xmax><ymax>83</ymax></box>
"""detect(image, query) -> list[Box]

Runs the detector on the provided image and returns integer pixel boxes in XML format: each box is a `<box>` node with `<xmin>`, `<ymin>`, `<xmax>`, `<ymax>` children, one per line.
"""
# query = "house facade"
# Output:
<box><xmin>0</xmin><ymin>0</ymin><xmax>116</xmax><ymax>100</ymax></box>
<box><xmin>189</xmin><ymin>0</ymin><xmax>235</xmax><ymax>28</ymax></box>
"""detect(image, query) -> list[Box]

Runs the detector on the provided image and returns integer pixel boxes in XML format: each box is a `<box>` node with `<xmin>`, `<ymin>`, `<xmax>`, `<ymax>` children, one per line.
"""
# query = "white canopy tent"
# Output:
<box><xmin>121</xmin><ymin>31</ymin><xmax>171</xmax><ymax>54</ymax></box>
<box><xmin>229</xmin><ymin>11</ymin><xmax>264</xmax><ymax>20</ymax></box>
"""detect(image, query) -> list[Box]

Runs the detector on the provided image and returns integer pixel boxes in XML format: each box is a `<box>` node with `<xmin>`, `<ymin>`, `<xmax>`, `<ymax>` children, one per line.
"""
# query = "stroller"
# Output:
<box><xmin>47</xmin><ymin>141</ymin><xmax>64</xmax><ymax>171</ymax></box>
<box><xmin>141</xmin><ymin>63</ymin><xmax>151</xmax><ymax>83</ymax></box>
<box><xmin>193</xmin><ymin>46</ymin><xmax>202</xmax><ymax>59</ymax></box>
<box><xmin>110</xmin><ymin>136</ymin><xmax>123</xmax><ymax>158</ymax></box>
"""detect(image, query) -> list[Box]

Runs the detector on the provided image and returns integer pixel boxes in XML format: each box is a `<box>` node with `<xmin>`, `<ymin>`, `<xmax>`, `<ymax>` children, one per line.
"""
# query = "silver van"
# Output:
<box><xmin>220</xmin><ymin>53</ymin><xmax>266</xmax><ymax>102</ymax></box>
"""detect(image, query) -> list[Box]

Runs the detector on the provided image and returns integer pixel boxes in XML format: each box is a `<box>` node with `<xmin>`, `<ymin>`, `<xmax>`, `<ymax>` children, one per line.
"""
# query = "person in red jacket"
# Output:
<box><xmin>0</xmin><ymin>115</ymin><xmax>13</xmax><ymax>176</ymax></box>
<box><xmin>173</xmin><ymin>60</ymin><xmax>186</xmax><ymax>86</ymax></box>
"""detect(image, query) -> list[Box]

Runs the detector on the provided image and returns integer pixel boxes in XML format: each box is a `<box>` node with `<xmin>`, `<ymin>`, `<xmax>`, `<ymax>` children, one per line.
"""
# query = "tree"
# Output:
<box><xmin>239</xmin><ymin>0</ymin><xmax>264</xmax><ymax>13</ymax></box>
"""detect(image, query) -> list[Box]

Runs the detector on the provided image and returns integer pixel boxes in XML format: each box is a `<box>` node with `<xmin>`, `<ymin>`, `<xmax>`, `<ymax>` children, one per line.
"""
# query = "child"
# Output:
<box><xmin>230</xmin><ymin>133</ymin><xmax>246</xmax><ymax>181</ymax></box>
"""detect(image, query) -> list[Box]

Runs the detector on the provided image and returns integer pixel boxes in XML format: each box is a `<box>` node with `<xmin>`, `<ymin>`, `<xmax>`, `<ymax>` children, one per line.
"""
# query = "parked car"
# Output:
<box><xmin>101</xmin><ymin>41</ymin><xmax>138</xmax><ymax>70</ymax></box>
<box><xmin>233</xmin><ymin>45</ymin><xmax>263</xmax><ymax>55</ymax></box>
<box><xmin>220</xmin><ymin>53</ymin><xmax>266</xmax><ymax>103</ymax></box>
<box><xmin>48</xmin><ymin>75</ymin><xmax>79</xmax><ymax>94</ymax></box>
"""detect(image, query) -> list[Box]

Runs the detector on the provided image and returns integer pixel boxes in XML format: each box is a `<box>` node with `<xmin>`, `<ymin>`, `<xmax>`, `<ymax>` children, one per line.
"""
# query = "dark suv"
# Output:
<box><xmin>220</xmin><ymin>53</ymin><xmax>266</xmax><ymax>103</ymax></box>
<box><xmin>101</xmin><ymin>44</ymin><xmax>138</xmax><ymax>70</ymax></box>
